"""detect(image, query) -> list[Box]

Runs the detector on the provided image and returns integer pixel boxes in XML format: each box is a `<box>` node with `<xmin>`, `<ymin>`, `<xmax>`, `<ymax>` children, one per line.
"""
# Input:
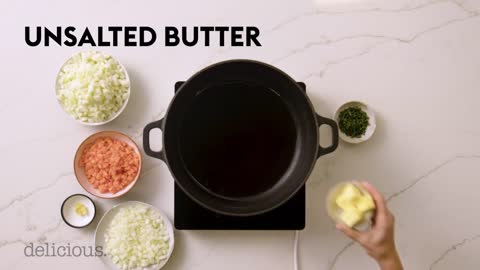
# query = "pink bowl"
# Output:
<box><xmin>74</xmin><ymin>131</ymin><xmax>142</xmax><ymax>199</ymax></box>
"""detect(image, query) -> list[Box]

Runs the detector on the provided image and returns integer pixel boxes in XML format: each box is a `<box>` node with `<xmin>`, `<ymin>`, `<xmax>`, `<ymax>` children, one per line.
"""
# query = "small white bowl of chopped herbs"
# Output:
<box><xmin>334</xmin><ymin>101</ymin><xmax>376</xmax><ymax>144</ymax></box>
<box><xmin>55</xmin><ymin>51</ymin><xmax>131</xmax><ymax>125</ymax></box>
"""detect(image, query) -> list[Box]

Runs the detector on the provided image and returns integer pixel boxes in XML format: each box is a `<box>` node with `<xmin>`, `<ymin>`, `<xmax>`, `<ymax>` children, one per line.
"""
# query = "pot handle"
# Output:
<box><xmin>316</xmin><ymin>114</ymin><xmax>339</xmax><ymax>159</ymax></box>
<box><xmin>143</xmin><ymin>118</ymin><xmax>166</xmax><ymax>162</ymax></box>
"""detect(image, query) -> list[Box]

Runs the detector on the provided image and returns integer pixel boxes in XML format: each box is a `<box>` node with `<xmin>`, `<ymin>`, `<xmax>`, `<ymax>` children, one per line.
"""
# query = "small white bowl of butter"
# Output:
<box><xmin>326</xmin><ymin>182</ymin><xmax>376</xmax><ymax>231</ymax></box>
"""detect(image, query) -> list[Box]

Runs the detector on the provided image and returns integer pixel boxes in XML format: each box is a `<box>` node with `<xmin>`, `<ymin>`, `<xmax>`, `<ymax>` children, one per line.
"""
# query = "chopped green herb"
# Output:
<box><xmin>338</xmin><ymin>106</ymin><xmax>370</xmax><ymax>138</ymax></box>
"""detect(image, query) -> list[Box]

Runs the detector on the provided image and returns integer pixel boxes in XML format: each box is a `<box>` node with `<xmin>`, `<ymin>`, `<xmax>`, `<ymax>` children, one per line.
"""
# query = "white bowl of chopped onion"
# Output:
<box><xmin>55</xmin><ymin>51</ymin><xmax>131</xmax><ymax>125</ymax></box>
<box><xmin>95</xmin><ymin>201</ymin><xmax>174</xmax><ymax>270</ymax></box>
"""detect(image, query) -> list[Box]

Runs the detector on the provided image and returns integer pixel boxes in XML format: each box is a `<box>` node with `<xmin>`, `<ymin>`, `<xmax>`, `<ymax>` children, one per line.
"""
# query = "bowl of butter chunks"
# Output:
<box><xmin>326</xmin><ymin>182</ymin><xmax>376</xmax><ymax>230</ymax></box>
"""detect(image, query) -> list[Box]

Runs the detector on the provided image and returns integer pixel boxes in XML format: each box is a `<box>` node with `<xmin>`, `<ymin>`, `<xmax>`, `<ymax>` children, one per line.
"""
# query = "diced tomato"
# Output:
<box><xmin>80</xmin><ymin>137</ymin><xmax>139</xmax><ymax>194</ymax></box>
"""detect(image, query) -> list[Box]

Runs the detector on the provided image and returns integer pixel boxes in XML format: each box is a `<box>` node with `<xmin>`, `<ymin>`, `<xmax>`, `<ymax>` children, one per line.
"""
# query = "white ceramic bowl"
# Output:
<box><xmin>55</xmin><ymin>51</ymin><xmax>131</xmax><ymax>126</ymax></box>
<box><xmin>95</xmin><ymin>201</ymin><xmax>175</xmax><ymax>270</ymax></box>
<box><xmin>334</xmin><ymin>101</ymin><xmax>376</xmax><ymax>144</ymax></box>
<box><xmin>61</xmin><ymin>194</ymin><xmax>96</xmax><ymax>228</ymax></box>
<box><xmin>74</xmin><ymin>131</ymin><xmax>142</xmax><ymax>199</ymax></box>
<box><xmin>326</xmin><ymin>181</ymin><xmax>374</xmax><ymax>231</ymax></box>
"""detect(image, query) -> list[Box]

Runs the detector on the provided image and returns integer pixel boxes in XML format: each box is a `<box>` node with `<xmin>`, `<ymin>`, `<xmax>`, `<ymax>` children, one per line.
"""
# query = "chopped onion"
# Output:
<box><xmin>105</xmin><ymin>205</ymin><xmax>170</xmax><ymax>270</ymax></box>
<box><xmin>56</xmin><ymin>51</ymin><xmax>129</xmax><ymax>123</ymax></box>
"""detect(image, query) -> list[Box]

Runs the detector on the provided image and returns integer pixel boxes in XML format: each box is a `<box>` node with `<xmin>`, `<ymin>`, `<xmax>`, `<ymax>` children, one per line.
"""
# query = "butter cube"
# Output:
<box><xmin>340</xmin><ymin>210</ymin><xmax>363</xmax><ymax>227</ymax></box>
<box><xmin>335</xmin><ymin>184</ymin><xmax>361</xmax><ymax>208</ymax></box>
<box><xmin>356</xmin><ymin>195</ymin><xmax>375</xmax><ymax>212</ymax></box>
<box><xmin>338</xmin><ymin>202</ymin><xmax>357</xmax><ymax>212</ymax></box>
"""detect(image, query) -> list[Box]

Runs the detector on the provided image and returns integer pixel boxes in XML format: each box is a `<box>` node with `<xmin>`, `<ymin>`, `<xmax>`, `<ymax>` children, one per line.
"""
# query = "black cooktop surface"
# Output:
<box><xmin>173</xmin><ymin>81</ymin><xmax>306</xmax><ymax>230</ymax></box>
<box><xmin>174</xmin><ymin>184</ymin><xmax>305</xmax><ymax>230</ymax></box>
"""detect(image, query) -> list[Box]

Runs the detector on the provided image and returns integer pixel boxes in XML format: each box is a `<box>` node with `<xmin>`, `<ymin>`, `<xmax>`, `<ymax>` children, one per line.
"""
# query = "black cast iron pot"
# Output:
<box><xmin>143</xmin><ymin>59</ymin><xmax>338</xmax><ymax>216</ymax></box>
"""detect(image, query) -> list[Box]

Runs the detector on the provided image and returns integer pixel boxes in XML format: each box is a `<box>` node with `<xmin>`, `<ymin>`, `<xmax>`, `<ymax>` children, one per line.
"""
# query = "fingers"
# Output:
<box><xmin>361</xmin><ymin>182</ymin><xmax>387</xmax><ymax>215</ymax></box>
<box><xmin>352</xmin><ymin>180</ymin><xmax>362</xmax><ymax>187</ymax></box>
<box><xmin>336</xmin><ymin>223</ymin><xmax>362</xmax><ymax>241</ymax></box>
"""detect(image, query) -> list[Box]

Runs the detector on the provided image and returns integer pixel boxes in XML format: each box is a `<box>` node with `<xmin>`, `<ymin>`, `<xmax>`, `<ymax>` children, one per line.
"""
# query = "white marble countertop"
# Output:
<box><xmin>1</xmin><ymin>0</ymin><xmax>480</xmax><ymax>269</ymax></box>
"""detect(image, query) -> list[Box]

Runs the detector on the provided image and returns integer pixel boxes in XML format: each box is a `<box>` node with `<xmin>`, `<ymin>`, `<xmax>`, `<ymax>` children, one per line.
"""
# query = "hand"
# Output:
<box><xmin>336</xmin><ymin>182</ymin><xmax>403</xmax><ymax>270</ymax></box>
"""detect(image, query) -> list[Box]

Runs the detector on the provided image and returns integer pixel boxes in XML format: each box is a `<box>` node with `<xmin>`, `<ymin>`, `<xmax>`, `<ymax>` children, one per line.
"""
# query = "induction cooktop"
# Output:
<box><xmin>173</xmin><ymin>81</ymin><xmax>306</xmax><ymax>230</ymax></box>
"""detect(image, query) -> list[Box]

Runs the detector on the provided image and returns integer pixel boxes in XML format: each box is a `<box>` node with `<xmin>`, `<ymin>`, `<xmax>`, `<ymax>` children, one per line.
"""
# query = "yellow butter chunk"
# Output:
<box><xmin>336</xmin><ymin>199</ymin><xmax>357</xmax><ymax>212</ymax></box>
<box><xmin>356</xmin><ymin>195</ymin><xmax>375</xmax><ymax>212</ymax></box>
<box><xmin>337</xmin><ymin>184</ymin><xmax>361</xmax><ymax>202</ymax></box>
<box><xmin>340</xmin><ymin>210</ymin><xmax>363</xmax><ymax>228</ymax></box>
<box><xmin>74</xmin><ymin>202</ymin><xmax>88</xmax><ymax>216</ymax></box>
<box><xmin>335</xmin><ymin>184</ymin><xmax>361</xmax><ymax>209</ymax></box>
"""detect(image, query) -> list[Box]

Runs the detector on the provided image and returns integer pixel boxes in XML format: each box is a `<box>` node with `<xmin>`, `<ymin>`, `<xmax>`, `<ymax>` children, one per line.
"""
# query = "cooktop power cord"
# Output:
<box><xmin>294</xmin><ymin>230</ymin><xmax>299</xmax><ymax>270</ymax></box>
